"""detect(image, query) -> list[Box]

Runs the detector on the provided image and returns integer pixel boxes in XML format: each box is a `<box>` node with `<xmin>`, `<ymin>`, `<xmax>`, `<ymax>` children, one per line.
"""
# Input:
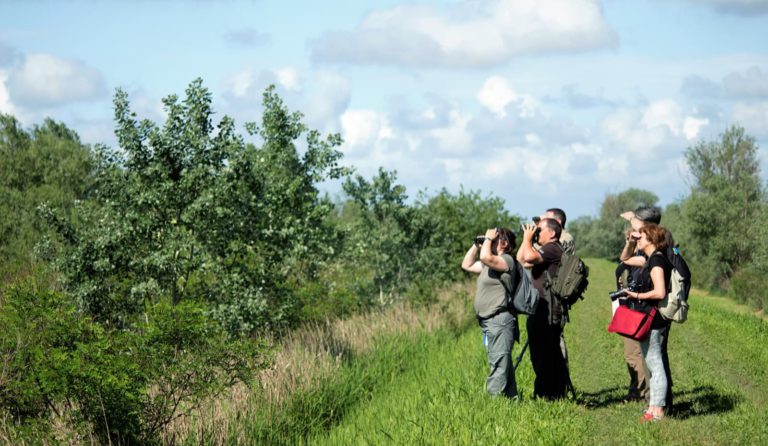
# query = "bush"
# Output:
<box><xmin>730</xmin><ymin>268</ymin><xmax>768</xmax><ymax>310</ymax></box>
<box><xmin>0</xmin><ymin>284</ymin><xmax>270</xmax><ymax>444</ymax></box>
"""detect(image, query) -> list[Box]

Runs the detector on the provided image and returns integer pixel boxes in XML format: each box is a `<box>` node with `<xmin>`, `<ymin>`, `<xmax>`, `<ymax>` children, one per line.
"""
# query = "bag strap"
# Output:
<box><xmin>650</xmin><ymin>251</ymin><xmax>673</xmax><ymax>293</ymax></box>
<box><xmin>496</xmin><ymin>256</ymin><xmax>519</xmax><ymax>306</ymax></box>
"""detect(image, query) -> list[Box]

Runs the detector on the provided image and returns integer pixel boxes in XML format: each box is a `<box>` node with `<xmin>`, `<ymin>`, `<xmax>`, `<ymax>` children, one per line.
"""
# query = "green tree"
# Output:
<box><xmin>45</xmin><ymin>80</ymin><xmax>348</xmax><ymax>333</ymax></box>
<box><xmin>679</xmin><ymin>125</ymin><xmax>764</xmax><ymax>288</ymax></box>
<box><xmin>0</xmin><ymin>115</ymin><xmax>93</xmax><ymax>282</ymax></box>
<box><xmin>570</xmin><ymin>188</ymin><xmax>658</xmax><ymax>259</ymax></box>
<box><xmin>413</xmin><ymin>187</ymin><xmax>518</xmax><ymax>282</ymax></box>
<box><xmin>340</xmin><ymin>168</ymin><xmax>414</xmax><ymax>304</ymax></box>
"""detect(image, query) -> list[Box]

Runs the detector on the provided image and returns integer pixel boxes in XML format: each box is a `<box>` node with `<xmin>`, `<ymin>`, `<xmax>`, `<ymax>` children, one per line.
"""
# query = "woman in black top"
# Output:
<box><xmin>622</xmin><ymin>223</ymin><xmax>672</xmax><ymax>421</ymax></box>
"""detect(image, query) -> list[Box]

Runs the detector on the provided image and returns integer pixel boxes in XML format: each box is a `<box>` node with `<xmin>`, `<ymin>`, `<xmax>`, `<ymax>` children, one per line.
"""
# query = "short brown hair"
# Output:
<box><xmin>639</xmin><ymin>223</ymin><xmax>669</xmax><ymax>251</ymax></box>
<box><xmin>496</xmin><ymin>227</ymin><xmax>517</xmax><ymax>254</ymax></box>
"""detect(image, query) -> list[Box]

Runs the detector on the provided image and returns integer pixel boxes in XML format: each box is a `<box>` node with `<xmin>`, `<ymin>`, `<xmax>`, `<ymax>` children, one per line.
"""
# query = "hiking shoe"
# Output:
<box><xmin>623</xmin><ymin>391</ymin><xmax>643</xmax><ymax>402</ymax></box>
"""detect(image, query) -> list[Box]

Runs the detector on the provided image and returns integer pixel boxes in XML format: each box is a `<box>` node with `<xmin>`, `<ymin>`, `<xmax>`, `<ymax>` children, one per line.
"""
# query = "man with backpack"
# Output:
<box><xmin>517</xmin><ymin>218</ymin><xmax>570</xmax><ymax>399</ymax></box>
<box><xmin>540</xmin><ymin>208</ymin><xmax>575</xmax><ymax>369</ymax></box>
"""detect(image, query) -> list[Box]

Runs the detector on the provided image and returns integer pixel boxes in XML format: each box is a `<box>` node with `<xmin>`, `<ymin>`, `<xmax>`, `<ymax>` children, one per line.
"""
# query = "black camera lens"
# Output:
<box><xmin>532</xmin><ymin>216</ymin><xmax>541</xmax><ymax>224</ymax></box>
<box><xmin>608</xmin><ymin>289</ymin><xmax>627</xmax><ymax>301</ymax></box>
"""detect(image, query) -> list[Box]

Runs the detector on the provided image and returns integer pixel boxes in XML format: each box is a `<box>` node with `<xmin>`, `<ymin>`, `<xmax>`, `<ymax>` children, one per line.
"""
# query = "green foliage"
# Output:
<box><xmin>414</xmin><ymin>187</ymin><xmax>519</xmax><ymax>283</ymax></box>
<box><xmin>677</xmin><ymin>125</ymin><xmax>764</xmax><ymax>289</ymax></box>
<box><xmin>338</xmin><ymin>172</ymin><xmax>517</xmax><ymax>306</ymax></box>
<box><xmin>45</xmin><ymin>80</ymin><xmax>348</xmax><ymax>333</ymax></box>
<box><xmin>0</xmin><ymin>284</ymin><xmax>268</xmax><ymax>444</ymax></box>
<box><xmin>0</xmin><ymin>114</ymin><xmax>93</xmax><ymax>282</ymax></box>
<box><xmin>569</xmin><ymin>188</ymin><xmax>659</xmax><ymax>259</ymax></box>
<box><xmin>340</xmin><ymin>168</ymin><xmax>415</xmax><ymax>304</ymax></box>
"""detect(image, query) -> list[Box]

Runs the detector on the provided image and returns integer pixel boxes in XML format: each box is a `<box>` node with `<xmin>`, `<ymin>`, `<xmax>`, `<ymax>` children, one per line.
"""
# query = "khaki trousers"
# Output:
<box><xmin>624</xmin><ymin>337</ymin><xmax>648</xmax><ymax>398</ymax></box>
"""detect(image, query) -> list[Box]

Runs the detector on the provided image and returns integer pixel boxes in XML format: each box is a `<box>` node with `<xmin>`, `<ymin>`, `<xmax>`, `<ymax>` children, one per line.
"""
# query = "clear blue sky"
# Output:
<box><xmin>2</xmin><ymin>0</ymin><xmax>767</xmax><ymax>219</ymax></box>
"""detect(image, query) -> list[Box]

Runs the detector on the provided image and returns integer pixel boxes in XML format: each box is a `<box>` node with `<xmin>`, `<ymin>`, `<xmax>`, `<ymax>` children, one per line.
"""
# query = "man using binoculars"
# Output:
<box><xmin>517</xmin><ymin>218</ymin><xmax>570</xmax><ymax>399</ymax></box>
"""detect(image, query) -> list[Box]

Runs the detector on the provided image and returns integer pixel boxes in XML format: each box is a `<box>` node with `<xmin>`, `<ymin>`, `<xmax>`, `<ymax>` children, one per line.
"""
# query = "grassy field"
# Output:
<box><xmin>307</xmin><ymin>259</ymin><xmax>768</xmax><ymax>445</ymax></box>
<box><xmin>202</xmin><ymin>258</ymin><xmax>768</xmax><ymax>445</ymax></box>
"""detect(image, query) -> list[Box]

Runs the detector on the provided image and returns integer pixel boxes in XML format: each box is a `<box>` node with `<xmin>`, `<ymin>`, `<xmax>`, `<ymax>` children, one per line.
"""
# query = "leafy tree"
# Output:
<box><xmin>678</xmin><ymin>125</ymin><xmax>764</xmax><ymax>288</ymax></box>
<box><xmin>340</xmin><ymin>168</ymin><xmax>414</xmax><ymax>304</ymax></box>
<box><xmin>413</xmin><ymin>187</ymin><xmax>518</xmax><ymax>282</ymax></box>
<box><xmin>0</xmin><ymin>115</ymin><xmax>93</xmax><ymax>282</ymax></box>
<box><xmin>45</xmin><ymin>80</ymin><xmax>348</xmax><ymax>333</ymax></box>
<box><xmin>337</xmin><ymin>175</ymin><xmax>519</xmax><ymax>306</ymax></box>
<box><xmin>570</xmin><ymin>188</ymin><xmax>658</xmax><ymax>259</ymax></box>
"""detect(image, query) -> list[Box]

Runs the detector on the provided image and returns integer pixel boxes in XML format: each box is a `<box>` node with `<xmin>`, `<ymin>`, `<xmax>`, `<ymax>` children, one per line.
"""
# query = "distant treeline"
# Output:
<box><xmin>0</xmin><ymin>79</ymin><xmax>763</xmax><ymax>444</ymax></box>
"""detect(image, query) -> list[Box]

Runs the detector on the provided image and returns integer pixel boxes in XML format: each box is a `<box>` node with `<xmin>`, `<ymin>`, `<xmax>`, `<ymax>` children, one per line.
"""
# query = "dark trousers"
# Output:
<box><xmin>527</xmin><ymin>315</ymin><xmax>568</xmax><ymax>399</ymax></box>
<box><xmin>661</xmin><ymin>324</ymin><xmax>674</xmax><ymax>410</ymax></box>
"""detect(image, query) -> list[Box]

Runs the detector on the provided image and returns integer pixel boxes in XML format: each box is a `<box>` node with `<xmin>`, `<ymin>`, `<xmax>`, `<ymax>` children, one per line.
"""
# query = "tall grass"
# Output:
<box><xmin>165</xmin><ymin>283</ymin><xmax>476</xmax><ymax>444</ymax></box>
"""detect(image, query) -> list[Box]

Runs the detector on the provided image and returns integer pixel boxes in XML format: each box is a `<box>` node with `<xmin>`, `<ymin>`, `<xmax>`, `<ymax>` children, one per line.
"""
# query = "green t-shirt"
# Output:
<box><xmin>474</xmin><ymin>253</ymin><xmax>516</xmax><ymax>318</ymax></box>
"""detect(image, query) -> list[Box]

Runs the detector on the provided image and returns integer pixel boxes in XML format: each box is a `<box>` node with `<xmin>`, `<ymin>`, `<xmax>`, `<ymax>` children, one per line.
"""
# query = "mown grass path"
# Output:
<box><xmin>305</xmin><ymin>259</ymin><xmax>768</xmax><ymax>445</ymax></box>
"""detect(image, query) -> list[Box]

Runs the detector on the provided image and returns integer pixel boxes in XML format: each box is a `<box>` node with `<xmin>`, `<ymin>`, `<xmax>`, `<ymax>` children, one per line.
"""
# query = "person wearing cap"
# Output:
<box><xmin>617</xmin><ymin>206</ymin><xmax>674</xmax><ymax>411</ymax></box>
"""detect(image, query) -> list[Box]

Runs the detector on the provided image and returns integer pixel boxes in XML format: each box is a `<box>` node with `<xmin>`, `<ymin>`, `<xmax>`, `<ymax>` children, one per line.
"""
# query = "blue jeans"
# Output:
<box><xmin>479</xmin><ymin>311</ymin><xmax>517</xmax><ymax>398</ymax></box>
<box><xmin>641</xmin><ymin>327</ymin><xmax>668</xmax><ymax>407</ymax></box>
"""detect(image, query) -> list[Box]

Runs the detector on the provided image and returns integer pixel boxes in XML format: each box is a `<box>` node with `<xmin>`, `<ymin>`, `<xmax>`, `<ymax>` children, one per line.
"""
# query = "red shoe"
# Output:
<box><xmin>641</xmin><ymin>412</ymin><xmax>662</xmax><ymax>423</ymax></box>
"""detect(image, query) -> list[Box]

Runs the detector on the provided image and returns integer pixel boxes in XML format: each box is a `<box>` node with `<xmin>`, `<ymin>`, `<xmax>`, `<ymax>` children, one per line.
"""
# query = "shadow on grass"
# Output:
<box><xmin>578</xmin><ymin>384</ymin><xmax>741</xmax><ymax>418</ymax></box>
<box><xmin>671</xmin><ymin>385</ymin><xmax>742</xmax><ymax>419</ymax></box>
<box><xmin>577</xmin><ymin>385</ymin><xmax>627</xmax><ymax>408</ymax></box>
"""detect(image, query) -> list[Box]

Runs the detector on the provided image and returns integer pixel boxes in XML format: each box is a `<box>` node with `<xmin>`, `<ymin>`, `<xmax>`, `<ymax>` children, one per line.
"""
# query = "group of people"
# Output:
<box><xmin>460</xmin><ymin>205</ymin><xmax>680</xmax><ymax>423</ymax></box>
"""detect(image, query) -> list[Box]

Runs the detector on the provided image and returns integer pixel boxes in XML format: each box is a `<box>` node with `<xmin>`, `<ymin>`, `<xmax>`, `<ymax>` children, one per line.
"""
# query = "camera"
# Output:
<box><xmin>608</xmin><ymin>278</ymin><xmax>638</xmax><ymax>301</ymax></box>
<box><xmin>532</xmin><ymin>216</ymin><xmax>541</xmax><ymax>224</ymax></box>
<box><xmin>474</xmin><ymin>236</ymin><xmax>487</xmax><ymax>245</ymax></box>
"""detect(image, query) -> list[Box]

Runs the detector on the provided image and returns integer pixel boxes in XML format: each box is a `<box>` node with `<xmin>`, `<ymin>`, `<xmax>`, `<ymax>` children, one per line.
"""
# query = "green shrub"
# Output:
<box><xmin>730</xmin><ymin>268</ymin><xmax>768</xmax><ymax>310</ymax></box>
<box><xmin>0</xmin><ymin>284</ymin><xmax>271</xmax><ymax>444</ymax></box>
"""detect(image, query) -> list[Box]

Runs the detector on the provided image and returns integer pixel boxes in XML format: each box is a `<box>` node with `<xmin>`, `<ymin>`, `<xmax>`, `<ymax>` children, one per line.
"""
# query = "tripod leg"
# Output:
<box><xmin>513</xmin><ymin>339</ymin><xmax>529</xmax><ymax>372</ymax></box>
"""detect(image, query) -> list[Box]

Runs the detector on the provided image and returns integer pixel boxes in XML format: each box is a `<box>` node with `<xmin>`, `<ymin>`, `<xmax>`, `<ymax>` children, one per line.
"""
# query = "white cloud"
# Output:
<box><xmin>224</xmin><ymin>66</ymin><xmax>302</xmax><ymax>99</ymax></box>
<box><xmin>601</xmin><ymin>104</ymin><xmax>680</xmax><ymax>158</ymax></box>
<box><xmin>340</xmin><ymin>109</ymin><xmax>393</xmax><ymax>150</ymax></box>
<box><xmin>687</xmin><ymin>0</ymin><xmax>768</xmax><ymax>15</ymax></box>
<box><xmin>723</xmin><ymin>66</ymin><xmax>768</xmax><ymax>98</ymax></box>
<box><xmin>478</xmin><ymin>76</ymin><xmax>519</xmax><ymax>117</ymax></box>
<box><xmin>429</xmin><ymin>109</ymin><xmax>473</xmax><ymax>154</ymax></box>
<box><xmin>0</xmin><ymin>70</ymin><xmax>17</xmax><ymax>115</ymax></box>
<box><xmin>312</xmin><ymin>0</ymin><xmax>617</xmax><ymax>68</ymax></box>
<box><xmin>732</xmin><ymin>102</ymin><xmax>768</xmax><ymax>138</ymax></box>
<box><xmin>7</xmin><ymin>53</ymin><xmax>107</xmax><ymax>107</ymax></box>
<box><xmin>275</xmin><ymin>67</ymin><xmax>301</xmax><ymax>92</ymax></box>
<box><xmin>641</xmin><ymin>99</ymin><xmax>684</xmax><ymax>137</ymax></box>
<box><xmin>683</xmin><ymin>116</ymin><xmax>710</xmax><ymax>140</ymax></box>
<box><xmin>680</xmin><ymin>74</ymin><xmax>723</xmax><ymax>99</ymax></box>
<box><xmin>477</xmin><ymin>76</ymin><xmax>539</xmax><ymax>118</ymax></box>
<box><xmin>306</xmin><ymin>70</ymin><xmax>351</xmax><ymax>132</ymax></box>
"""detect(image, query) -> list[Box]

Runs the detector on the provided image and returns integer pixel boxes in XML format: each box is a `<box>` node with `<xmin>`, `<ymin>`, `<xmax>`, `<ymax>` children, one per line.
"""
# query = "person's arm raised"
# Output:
<box><xmin>479</xmin><ymin>228</ymin><xmax>510</xmax><ymax>272</ymax></box>
<box><xmin>461</xmin><ymin>243</ymin><xmax>483</xmax><ymax>274</ymax></box>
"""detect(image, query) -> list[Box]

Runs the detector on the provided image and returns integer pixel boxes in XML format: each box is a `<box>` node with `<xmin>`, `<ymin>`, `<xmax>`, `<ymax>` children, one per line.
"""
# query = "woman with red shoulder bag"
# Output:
<box><xmin>621</xmin><ymin>223</ymin><xmax>672</xmax><ymax>422</ymax></box>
